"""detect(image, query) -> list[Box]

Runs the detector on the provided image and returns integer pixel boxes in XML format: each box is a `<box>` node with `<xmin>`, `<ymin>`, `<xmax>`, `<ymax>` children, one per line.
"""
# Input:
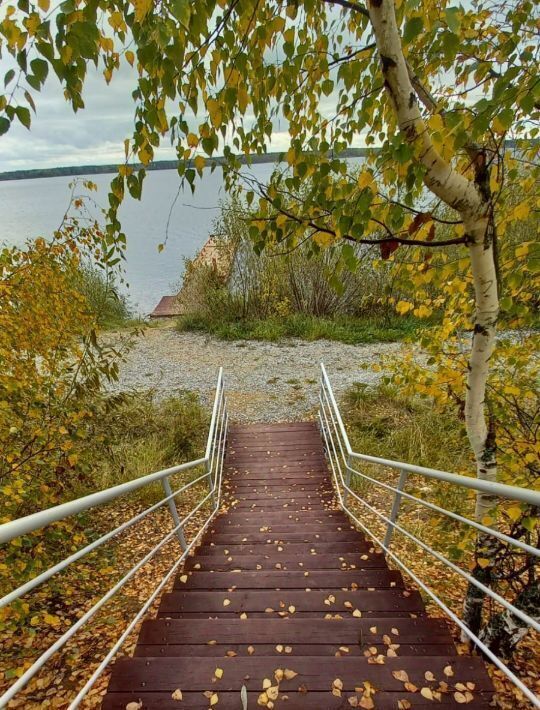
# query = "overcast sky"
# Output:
<box><xmin>0</xmin><ymin>58</ymin><xmax>302</xmax><ymax>173</ymax></box>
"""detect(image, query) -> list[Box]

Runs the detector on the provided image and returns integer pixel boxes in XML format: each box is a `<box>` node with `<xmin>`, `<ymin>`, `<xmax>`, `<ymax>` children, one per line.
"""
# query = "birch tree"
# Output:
<box><xmin>1</xmin><ymin>0</ymin><xmax>538</xmax><ymax>649</ymax></box>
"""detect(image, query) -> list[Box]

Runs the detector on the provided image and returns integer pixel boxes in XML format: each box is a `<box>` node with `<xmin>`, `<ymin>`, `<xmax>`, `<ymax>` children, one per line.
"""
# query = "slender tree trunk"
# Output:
<box><xmin>461</xmin><ymin>215</ymin><xmax>500</xmax><ymax>637</ymax></box>
<box><xmin>479</xmin><ymin>579</ymin><xmax>539</xmax><ymax>659</ymax></box>
<box><xmin>366</xmin><ymin>0</ymin><xmax>500</xmax><ymax>641</ymax></box>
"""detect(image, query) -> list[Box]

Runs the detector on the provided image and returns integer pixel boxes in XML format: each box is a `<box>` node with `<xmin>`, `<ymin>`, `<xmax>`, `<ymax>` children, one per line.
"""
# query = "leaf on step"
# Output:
<box><xmin>392</xmin><ymin>670</ymin><xmax>410</xmax><ymax>683</ymax></box>
<box><xmin>267</xmin><ymin>686</ymin><xmax>279</xmax><ymax>700</ymax></box>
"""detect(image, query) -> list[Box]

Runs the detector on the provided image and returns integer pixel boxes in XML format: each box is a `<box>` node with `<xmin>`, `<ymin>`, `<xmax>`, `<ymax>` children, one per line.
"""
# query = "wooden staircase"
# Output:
<box><xmin>102</xmin><ymin>422</ymin><xmax>494</xmax><ymax>708</ymax></box>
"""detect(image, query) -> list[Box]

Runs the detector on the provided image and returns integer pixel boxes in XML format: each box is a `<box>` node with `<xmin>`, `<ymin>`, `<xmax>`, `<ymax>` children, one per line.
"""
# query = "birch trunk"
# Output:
<box><xmin>366</xmin><ymin>0</ymin><xmax>500</xmax><ymax>641</ymax></box>
<box><xmin>479</xmin><ymin>577</ymin><xmax>539</xmax><ymax>658</ymax></box>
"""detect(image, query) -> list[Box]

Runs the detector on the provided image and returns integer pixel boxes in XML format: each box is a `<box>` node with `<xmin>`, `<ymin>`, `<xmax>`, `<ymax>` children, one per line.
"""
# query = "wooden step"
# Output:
<box><xmin>106</xmin><ymin>655</ymin><xmax>492</xmax><ymax>692</ymax></box>
<box><xmin>173</xmin><ymin>569</ymin><xmax>404</xmax><ymax>590</ymax></box>
<box><xmin>158</xmin><ymin>589</ymin><xmax>425</xmax><ymax>617</ymax></box>
<box><xmin>183</xmin><ymin>553</ymin><xmax>386</xmax><ymax>572</ymax></box>
<box><xmin>103</xmin><ymin>690</ymin><xmax>495</xmax><ymax>709</ymax></box>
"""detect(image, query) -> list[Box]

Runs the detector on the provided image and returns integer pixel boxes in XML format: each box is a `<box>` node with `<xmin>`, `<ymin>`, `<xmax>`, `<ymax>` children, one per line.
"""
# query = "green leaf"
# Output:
<box><xmin>15</xmin><ymin>106</ymin><xmax>31</xmax><ymax>129</ymax></box>
<box><xmin>445</xmin><ymin>7</ymin><xmax>461</xmax><ymax>34</ymax></box>
<box><xmin>171</xmin><ymin>0</ymin><xmax>190</xmax><ymax>28</ymax></box>
<box><xmin>4</xmin><ymin>69</ymin><xmax>16</xmax><ymax>88</ymax></box>
<box><xmin>0</xmin><ymin>117</ymin><xmax>10</xmax><ymax>136</ymax></box>
<box><xmin>30</xmin><ymin>58</ymin><xmax>48</xmax><ymax>84</ymax></box>
<box><xmin>403</xmin><ymin>17</ymin><xmax>423</xmax><ymax>43</ymax></box>
<box><xmin>321</xmin><ymin>79</ymin><xmax>333</xmax><ymax>96</ymax></box>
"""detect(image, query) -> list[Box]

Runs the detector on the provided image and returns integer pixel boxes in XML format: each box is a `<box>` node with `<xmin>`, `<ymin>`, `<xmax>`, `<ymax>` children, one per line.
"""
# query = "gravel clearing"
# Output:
<box><xmin>107</xmin><ymin>324</ymin><xmax>409</xmax><ymax>423</ymax></box>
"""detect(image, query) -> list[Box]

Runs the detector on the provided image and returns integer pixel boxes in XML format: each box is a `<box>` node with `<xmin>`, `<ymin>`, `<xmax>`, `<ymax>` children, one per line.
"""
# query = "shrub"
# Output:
<box><xmin>177</xmin><ymin>197</ymin><xmax>402</xmax><ymax>328</ymax></box>
<box><xmin>74</xmin><ymin>263</ymin><xmax>132</xmax><ymax>329</ymax></box>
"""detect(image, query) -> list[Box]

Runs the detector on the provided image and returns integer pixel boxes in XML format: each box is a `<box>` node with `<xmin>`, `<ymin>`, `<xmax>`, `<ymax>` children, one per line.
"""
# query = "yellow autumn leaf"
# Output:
<box><xmin>413</xmin><ymin>304</ymin><xmax>432</xmax><ymax>318</ymax></box>
<box><xmin>25</xmin><ymin>14</ymin><xmax>41</xmax><ymax>35</ymax></box>
<box><xmin>207</xmin><ymin>98</ymin><xmax>222</xmax><ymax>128</ymax></box>
<box><xmin>358</xmin><ymin>171</ymin><xmax>375</xmax><ymax>191</ymax></box>
<box><xmin>138</xmin><ymin>144</ymin><xmax>152</xmax><ymax>165</ymax></box>
<box><xmin>125</xmin><ymin>50</ymin><xmax>135</xmax><ymax>66</ymax></box>
<box><xmin>194</xmin><ymin>155</ymin><xmax>206</xmax><ymax>172</ymax></box>
<box><xmin>313</xmin><ymin>231</ymin><xmax>334</xmax><ymax>248</ymax></box>
<box><xmin>396</xmin><ymin>301</ymin><xmax>414</xmax><ymax>315</ymax></box>
<box><xmin>427</xmin><ymin>113</ymin><xmax>444</xmax><ymax>133</ymax></box>
<box><xmin>132</xmin><ymin>0</ymin><xmax>152</xmax><ymax>23</ymax></box>
<box><xmin>118</xmin><ymin>165</ymin><xmax>133</xmax><ymax>177</ymax></box>
<box><xmin>492</xmin><ymin>116</ymin><xmax>506</xmax><ymax>133</ymax></box>
<box><xmin>109</xmin><ymin>11</ymin><xmax>124</xmax><ymax>30</ymax></box>
<box><xmin>238</xmin><ymin>86</ymin><xmax>249</xmax><ymax>114</ymax></box>
<box><xmin>38</xmin><ymin>0</ymin><xmax>50</xmax><ymax>11</ymax></box>
<box><xmin>506</xmin><ymin>505</ymin><xmax>522</xmax><ymax>522</ymax></box>
<box><xmin>512</xmin><ymin>203</ymin><xmax>530</xmax><ymax>221</ymax></box>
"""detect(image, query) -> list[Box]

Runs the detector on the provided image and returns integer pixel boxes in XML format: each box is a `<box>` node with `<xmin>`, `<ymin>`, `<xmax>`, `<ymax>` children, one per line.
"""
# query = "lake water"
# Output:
<box><xmin>0</xmin><ymin>164</ymin><xmax>275</xmax><ymax>315</ymax></box>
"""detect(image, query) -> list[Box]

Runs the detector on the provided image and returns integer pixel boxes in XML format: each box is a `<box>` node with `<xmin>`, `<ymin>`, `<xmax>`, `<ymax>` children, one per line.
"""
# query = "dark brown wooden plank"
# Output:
<box><xmin>208</xmin><ymin>523</ymin><xmax>358</xmax><ymax>534</ymax></box>
<box><xmin>158</xmin><ymin>590</ymin><xmax>425</xmax><ymax>614</ymax></box>
<box><xmin>173</xmin><ymin>569</ymin><xmax>403</xmax><ymax>590</ymax></box>
<box><xmin>134</xmin><ymin>642</ymin><xmax>458</xmax><ymax>657</ymax></box>
<box><xmin>106</xmin><ymin>656</ymin><xmax>493</xmax><ymax>692</ymax></box>
<box><xmin>183</xmin><ymin>553</ymin><xmax>386</xmax><ymax>571</ymax></box>
<box><xmin>103</xmin><ymin>691</ymin><xmax>494</xmax><ymax>709</ymax></box>
<box><xmin>196</xmin><ymin>542</ymin><xmax>370</xmax><ymax>555</ymax></box>
<box><xmin>201</xmin><ymin>531</ymin><xmax>367</xmax><ymax>544</ymax></box>
<box><xmin>137</xmin><ymin>618</ymin><xmax>453</xmax><ymax>645</ymax></box>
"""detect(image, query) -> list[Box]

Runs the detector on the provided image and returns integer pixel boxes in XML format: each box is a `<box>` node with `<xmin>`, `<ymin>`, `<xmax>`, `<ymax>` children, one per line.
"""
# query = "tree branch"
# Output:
<box><xmin>323</xmin><ymin>0</ymin><xmax>369</xmax><ymax>18</ymax></box>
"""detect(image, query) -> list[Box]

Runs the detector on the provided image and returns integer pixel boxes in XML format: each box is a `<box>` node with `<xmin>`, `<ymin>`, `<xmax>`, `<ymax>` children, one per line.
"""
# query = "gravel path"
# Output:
<box><xmin>107</xmin><ymin>325</ymin><xmax>408</xmax><ymax>423</ymax></box>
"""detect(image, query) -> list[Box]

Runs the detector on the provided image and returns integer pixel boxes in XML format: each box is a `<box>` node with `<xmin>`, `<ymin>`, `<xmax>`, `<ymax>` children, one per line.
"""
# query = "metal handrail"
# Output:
<box><xmin>319</xmin><ymin>363</ymin><xmax>540</xmax><ymax>708</ymax></box>
<box><xmin>0</xmin><ymin>368</ymin><xmax>229</xmax><ymax>709</ymax></box>
<box><xmin>321</xmin><ymin>363</ymin><xmax>540</xmax><ymax>506</ymax></box>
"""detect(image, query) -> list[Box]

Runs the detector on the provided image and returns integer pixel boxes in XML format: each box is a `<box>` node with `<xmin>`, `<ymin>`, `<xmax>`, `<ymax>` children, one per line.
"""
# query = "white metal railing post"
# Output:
<box><xmin>161</xmin><ymin>476</ymin><xmax>187</xmax><ymax>551</ymax></box>
<box><xmin>206</xmin><ymin>367</ymin><xmax>224</xmax><ymax>506</ymax></box>
<box><xmin>383</xmin><ymin>468</ymin><xmax>408</xmax><ymax>548</ymax></box>
<box><xmin>343</xmin><ymin>454</ymin><xmax>352</xmax><ymax>506</ymax></box>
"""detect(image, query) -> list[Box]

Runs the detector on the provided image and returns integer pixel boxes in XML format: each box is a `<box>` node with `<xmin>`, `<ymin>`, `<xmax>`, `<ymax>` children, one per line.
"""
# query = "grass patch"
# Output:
<box><xmin>177</xmin><ymin>312</ymin><xmax>431</xmax><ymax>344</ymax></box>
<box><xmin>80</xmin><ymin>390</ymin><xmax>209</xmax><ymax>503</ymax></box>
<box><xmin>76</xmin><ymin>264</ymin><xmax>132</xmax><ymax>329</ymax></box>
<box><xmin>341</xmin><ymin>382</ymin><xmax>471</xmax><ymax>473</ymax></box>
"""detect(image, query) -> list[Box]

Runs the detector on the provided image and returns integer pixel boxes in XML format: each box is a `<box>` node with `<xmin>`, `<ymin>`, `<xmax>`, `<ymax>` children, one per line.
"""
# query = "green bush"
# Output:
<box><xmin>177</xmin><ymin>197</ymin><xmax>406</xmax><ymax>326</ymax></box>
<box><xmin>75</xmin><ymin>263</ymin><xmax>132</xmax><ymax>329</ymax></box>
<box><xmin>81</xmin><ymin>390</ymin><xmax>209</xmax><ymax>498</ymax></box>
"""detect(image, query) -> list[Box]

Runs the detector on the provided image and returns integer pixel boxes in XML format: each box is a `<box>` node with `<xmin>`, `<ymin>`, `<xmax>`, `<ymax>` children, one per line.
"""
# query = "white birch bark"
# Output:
<box><xmin>366</xmin><ymin>0</ymin><xmax>500</xmax><ymax>638</ymax></box>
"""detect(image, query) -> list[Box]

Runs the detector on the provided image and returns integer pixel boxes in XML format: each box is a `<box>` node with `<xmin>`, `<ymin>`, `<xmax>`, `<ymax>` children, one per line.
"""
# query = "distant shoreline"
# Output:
<box><xmin>0</xmin><ymin>148</ymin><xmax>369</xmax><ymax>183</ymax></box>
